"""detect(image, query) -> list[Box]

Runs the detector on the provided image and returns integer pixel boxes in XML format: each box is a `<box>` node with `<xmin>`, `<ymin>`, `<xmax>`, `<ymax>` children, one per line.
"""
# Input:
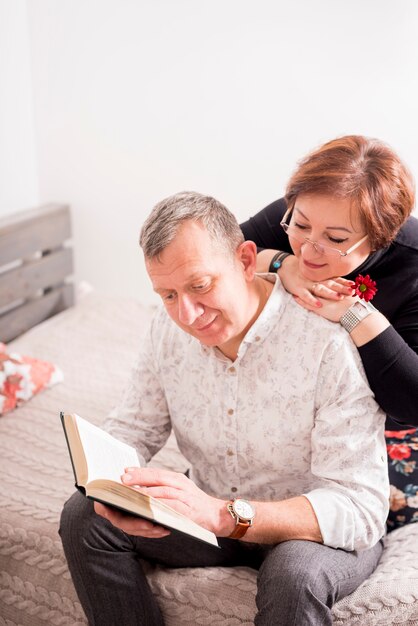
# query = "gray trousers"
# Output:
<box><xmin>59</xmin><ymin>491</ymin><xmax>383</xmax><ymax>626</ymax></box>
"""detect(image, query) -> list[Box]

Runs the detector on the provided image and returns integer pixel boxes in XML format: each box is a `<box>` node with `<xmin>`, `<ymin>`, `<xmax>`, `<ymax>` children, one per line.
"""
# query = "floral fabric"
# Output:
<box><xmin>386</xmin><ymin>424</ymin><xmax>418</xmax><ymax>530</ymax></box>
<box><xmin>0</xmin><ymin>343</ymin><xmax>63</xmax><ymax>415</ymax></box>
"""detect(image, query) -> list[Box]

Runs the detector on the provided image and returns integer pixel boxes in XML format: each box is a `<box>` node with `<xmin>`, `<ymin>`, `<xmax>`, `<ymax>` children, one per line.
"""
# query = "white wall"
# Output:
<box><xmin>23</xmin><ymin>0</ymin><xmax>418</xmax><ymax>302</ymax></box>
<box><xmin>0</xmin><ymin>0</ymin><xmax>38</xmax><ymax>216</ymax></box>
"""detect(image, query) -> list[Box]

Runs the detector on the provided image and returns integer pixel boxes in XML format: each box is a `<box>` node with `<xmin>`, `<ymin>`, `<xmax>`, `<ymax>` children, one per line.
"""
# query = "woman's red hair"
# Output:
<box><xmin>285</xmin><ymin>136</ymin><xmax>415</xmax><ymax>249</ymax></box>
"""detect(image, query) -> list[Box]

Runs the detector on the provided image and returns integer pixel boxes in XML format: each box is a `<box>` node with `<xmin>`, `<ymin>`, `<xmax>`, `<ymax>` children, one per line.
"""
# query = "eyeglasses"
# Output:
<box><xmin>280</xmin><ymin>208</ymin><xmax>368</xmax><ymax>258</ymax></box>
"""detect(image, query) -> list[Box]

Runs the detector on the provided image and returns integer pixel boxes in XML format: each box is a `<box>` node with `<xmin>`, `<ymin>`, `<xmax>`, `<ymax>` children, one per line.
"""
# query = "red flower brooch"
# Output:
<box><xmin>352</xmin><ymin>274</ymin><xmax>377</xmax><ymax>302</ymax></box>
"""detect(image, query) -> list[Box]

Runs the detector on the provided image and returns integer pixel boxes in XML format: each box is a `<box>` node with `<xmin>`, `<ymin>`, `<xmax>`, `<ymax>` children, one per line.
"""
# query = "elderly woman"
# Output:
<box><xmin>240</xmin><ymin>135</ymin><xmax>418</xmax><ymax>528</ymax></box>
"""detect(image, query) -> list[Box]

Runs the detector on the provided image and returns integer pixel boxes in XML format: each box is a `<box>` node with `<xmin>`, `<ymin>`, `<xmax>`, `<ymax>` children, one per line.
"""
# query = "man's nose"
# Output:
<box><xmin>178</xmin><ymin>295</ymin><xmax>204</xmax><ymax>326</ymax></box>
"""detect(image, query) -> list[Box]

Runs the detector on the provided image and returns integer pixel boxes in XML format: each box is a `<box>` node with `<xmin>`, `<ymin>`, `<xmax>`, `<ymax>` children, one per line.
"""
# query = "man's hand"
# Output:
<box><xmin>94</xmin><ymin>467</ymin><xmax>230</xmax><ymax>538</ymax></box>
<box><xmin>122</xmin><ymin>467</ymin><xmax>228</xmax><ymax>534</ymax></box>
<box><xmin>94</xmin><ymin>501</ymin><xmax>171</xmax><ymax>538</ymax></box>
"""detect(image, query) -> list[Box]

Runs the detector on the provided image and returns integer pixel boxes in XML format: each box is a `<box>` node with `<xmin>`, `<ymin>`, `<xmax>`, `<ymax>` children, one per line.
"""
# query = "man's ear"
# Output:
<box><xmin>236</xmin><ymin>240</ymin><xmax>258</xmax><ymax>279</ymax></box>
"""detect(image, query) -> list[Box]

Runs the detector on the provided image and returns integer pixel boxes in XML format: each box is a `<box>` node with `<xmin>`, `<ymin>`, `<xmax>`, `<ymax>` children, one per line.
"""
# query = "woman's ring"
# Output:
<box><xmin>312</xmin><ymin>283</ymin><xmax>319</xmax><ymax>293</ymax></box>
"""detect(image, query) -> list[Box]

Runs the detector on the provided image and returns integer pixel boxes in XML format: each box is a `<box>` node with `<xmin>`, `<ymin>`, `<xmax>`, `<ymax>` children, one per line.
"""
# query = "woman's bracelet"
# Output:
<box><xmin>339</xmin><ymin>300</ymin><xmax>377</xmax><ymax>333</ymax></box>
<box><xmin>269</xmin><ymin>251</ymin><xmax>291</xmax><ymax>273</ymax></box>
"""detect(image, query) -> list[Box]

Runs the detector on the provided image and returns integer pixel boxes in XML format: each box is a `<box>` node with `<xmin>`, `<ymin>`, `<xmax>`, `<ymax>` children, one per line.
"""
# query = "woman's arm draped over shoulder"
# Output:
<box><xmin>240</xmin><ymin>200</ymin><xmax>418</xmax><ymax>425</ymax></box>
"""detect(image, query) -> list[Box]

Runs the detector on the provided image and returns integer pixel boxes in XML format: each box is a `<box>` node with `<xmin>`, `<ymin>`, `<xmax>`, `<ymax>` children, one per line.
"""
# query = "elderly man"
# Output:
<box><xmin>60</xmin><ymin>191</ymin><xmax>389</xmax><ymax>626</ymax></box>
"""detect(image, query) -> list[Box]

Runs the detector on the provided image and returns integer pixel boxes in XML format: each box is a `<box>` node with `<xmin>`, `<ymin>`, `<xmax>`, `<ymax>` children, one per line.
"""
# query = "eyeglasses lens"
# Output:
<box><xmin>281</xmin><ymin>223</ymin><xmax>342</xmax><ymax>257</ymax></box>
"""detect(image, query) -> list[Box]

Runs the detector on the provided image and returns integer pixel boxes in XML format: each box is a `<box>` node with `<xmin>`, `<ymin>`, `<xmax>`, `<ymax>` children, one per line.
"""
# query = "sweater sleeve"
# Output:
<box><xmin>358</xmin><ymin>325</ymin><xmax>418</xmax><ymax>426</ymax></box>
<box><xmin>240</xmin><ymin>198</ymin><xmax>293</xmax><ymax>252</ymax></box>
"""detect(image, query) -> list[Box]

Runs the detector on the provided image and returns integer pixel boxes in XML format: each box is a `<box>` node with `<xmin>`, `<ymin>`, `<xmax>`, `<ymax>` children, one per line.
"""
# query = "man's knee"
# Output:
<box><xmin>258</xmin><ymin>540</ymin><xmax>336</xmax><ymax>605</ymax></box>
<box><xmin>59</xmin><ymin>490</ymin><xmax>95</xmax><ymax>546</ymax></box>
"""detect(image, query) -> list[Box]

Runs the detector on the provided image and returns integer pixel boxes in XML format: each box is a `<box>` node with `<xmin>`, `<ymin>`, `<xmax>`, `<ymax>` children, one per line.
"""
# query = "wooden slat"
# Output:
<box><xmin>0</xmin><ymin>248</ymin><xmax>73</xmax><ymax>308</ymax></box>
<box><xmin>0</xmin><ymin>284</ymin><xmax>75</xmax><ymax>343</ymax></box>
<box><xmin>0</xmin><ymin>204</ymin><xmax>71</xmax><ymax>266</ymax></box>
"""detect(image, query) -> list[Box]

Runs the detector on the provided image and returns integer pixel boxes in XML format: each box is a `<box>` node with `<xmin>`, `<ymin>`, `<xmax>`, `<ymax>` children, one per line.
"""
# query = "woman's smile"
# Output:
<box><xmin>303</xmin><ymin>259</ymin><xmax>328</xmax><ymax>270</ymax></box>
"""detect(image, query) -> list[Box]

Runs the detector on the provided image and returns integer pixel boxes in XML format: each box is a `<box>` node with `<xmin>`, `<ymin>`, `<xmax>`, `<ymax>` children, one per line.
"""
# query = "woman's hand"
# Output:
<box><xmin>278</xmin><ymin>255</ymin><xmax>354</xmax><ymax>307</ymax></box>
<box><xmin>293</xmin><ymin>293</ymin><xmax>358</xmax><ymax>323</ymax></box>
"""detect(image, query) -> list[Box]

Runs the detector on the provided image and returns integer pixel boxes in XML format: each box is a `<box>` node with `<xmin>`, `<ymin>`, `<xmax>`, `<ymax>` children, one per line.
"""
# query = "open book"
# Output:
<box><xmin>60</xmin><ymin>412</ymin><xmax>218</xmax><ymax>547</ymax></box>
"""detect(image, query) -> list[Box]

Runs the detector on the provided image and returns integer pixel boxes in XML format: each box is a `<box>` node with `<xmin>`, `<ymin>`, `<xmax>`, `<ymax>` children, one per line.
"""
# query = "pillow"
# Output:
<box><xmin>0</xmin><ymin>343</ymin><xmax>63</xmax><ymax>415</ymax></box>
<box><xmin>386</xmin><ymin>424</ymin><xmax>418</xmax><ymax>530</ymax></box>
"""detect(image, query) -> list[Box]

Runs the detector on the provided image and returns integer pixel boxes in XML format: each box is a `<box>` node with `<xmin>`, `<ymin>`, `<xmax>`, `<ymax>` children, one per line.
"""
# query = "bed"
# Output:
<box><xmin>1</xmin><ymin>204</ymin><xmax>418</xmax><ymax>626</ymax></box>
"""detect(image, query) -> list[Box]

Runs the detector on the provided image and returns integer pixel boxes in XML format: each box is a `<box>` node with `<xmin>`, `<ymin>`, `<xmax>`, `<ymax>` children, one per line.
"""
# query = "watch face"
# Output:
<box><xmin>233</xmin><ymin>499</ymin><xmax>254</xmax><ymax>520</ymax></box>
<box><xmin>353</xmin><ymin>300</ymin><xmax>372</xmax><ymax>319</ymax></box>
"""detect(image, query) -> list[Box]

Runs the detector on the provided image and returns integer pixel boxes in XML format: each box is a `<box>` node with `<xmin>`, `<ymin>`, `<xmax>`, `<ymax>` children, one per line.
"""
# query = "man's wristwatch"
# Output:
<box><xmin>339</xmin><ymin>300</ymin><xmax>377</xmax><ymax>333</ymax></box>
<box><xmin>227</xmin><ymin>498</ymin><xmax>255</xmax><ymax>539</ymax></box>
<box><xmin>269</xmin><ymin>251</ymin><xmax>291</xmax><ymax>273</ymax></box>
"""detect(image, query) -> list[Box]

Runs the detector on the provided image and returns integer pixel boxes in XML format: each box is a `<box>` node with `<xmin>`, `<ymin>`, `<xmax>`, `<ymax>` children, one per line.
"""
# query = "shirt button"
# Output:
<box><xmin>227</xmin><ymin>448</ymin><xmax>234</xmax><ymax>456</ymax></box>
<box><xmin>255</xmin><ymin>336</ymin><xmax>261</xmax><ymax>342</ymax></box>
<box><xmin>231</xmin><ymin>487</ymin><xmax>238</xmax><ymax>493</ymax></box>
<box><xmin>227</xmin><ymin>408</ymin><xmax>234</xmax><ymax>415</ymax></box>
<box><xmin>228</xmin><ymin>366</ymin><xmax>236</xmax><ymax>374</ymax></box>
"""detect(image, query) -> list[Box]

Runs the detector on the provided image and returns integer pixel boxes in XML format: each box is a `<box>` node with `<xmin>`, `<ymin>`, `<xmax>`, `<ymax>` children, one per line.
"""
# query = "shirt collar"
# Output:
<box><xmin>237</xmin><ymin>273</ymin><xmax>290</xmax><ymax>354</ymax></box>
<box><xmin>200</xmin><ymin>273</ymin><xmax>291</xmax><ymax>361</ymax></box>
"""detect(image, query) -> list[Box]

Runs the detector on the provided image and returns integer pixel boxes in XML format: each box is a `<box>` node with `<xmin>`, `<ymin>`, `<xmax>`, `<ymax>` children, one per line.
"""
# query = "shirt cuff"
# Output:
<box><xmin>304</xmin><ymin>489</ymin><xmax>357</xmax><ymax>551</ymax></box>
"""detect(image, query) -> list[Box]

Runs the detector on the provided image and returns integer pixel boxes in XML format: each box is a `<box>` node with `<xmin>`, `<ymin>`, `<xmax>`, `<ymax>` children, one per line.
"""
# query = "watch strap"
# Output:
<box><xmin>339</xmin><ymin>300</ymin><xmax>377</xmax><ymax>333</ymax></box>
<box><xmin>228</xmin><ymin>521</ymin><xmax>251</xmax><ymax>539</ymax></box>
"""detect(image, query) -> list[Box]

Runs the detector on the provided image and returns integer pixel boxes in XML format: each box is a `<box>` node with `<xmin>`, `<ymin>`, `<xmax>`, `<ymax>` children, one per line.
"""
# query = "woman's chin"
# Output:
<box><xmin>299</xmin><ymin>265</ymin><xmax>329</xmax><ymax>282</ymax></box>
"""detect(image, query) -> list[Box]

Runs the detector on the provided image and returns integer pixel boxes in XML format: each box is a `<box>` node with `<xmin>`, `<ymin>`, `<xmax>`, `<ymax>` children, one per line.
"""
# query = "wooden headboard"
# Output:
<box><xmin>0</xmin><ymin>203</ymin><xmax>74</xmax><ymax>342</ymax></box>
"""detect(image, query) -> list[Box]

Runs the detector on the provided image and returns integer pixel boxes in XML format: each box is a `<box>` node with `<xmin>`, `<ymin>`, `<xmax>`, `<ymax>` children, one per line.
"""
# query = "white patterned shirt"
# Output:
<box><xmin>106</xmin><ymin>275</ymin><xmax>389</xmax><ymax>551</ymax></box>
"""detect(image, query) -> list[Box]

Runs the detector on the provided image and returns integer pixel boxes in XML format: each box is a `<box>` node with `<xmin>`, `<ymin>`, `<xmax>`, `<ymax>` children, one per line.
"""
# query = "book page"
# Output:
<box><xmin>74</xmin><ymin>414</ymin><xmax>140</xmax><ymax>484</ymax></box>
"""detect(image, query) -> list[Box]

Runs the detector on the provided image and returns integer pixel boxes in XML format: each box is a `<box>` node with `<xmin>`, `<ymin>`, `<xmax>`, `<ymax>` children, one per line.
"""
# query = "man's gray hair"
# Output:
<box><xmin>139</xmin><ymin>191</ymin><xmax>244</xmax><ymax>259</ymax></box>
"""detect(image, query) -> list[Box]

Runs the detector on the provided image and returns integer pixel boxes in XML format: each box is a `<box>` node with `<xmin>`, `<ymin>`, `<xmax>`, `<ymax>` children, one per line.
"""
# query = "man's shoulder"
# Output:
<box><xmin>279</xmin><ymin>296</ymin><xmax>371</xmax><ymax>392</ymax></box>
<box><xmin>281</xmin><ymin>286</ymin><xmax>345</xmax><ymax>333</ymax></box>
<box><xmin>282</xmin><ymin>294</ymin><xmax>360</xmax><ymax>358</ymax></box>
<box><xmin>268</xmin><ymin>280</ymin><xmax>355</xmax><ymax>347</ymax></box>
